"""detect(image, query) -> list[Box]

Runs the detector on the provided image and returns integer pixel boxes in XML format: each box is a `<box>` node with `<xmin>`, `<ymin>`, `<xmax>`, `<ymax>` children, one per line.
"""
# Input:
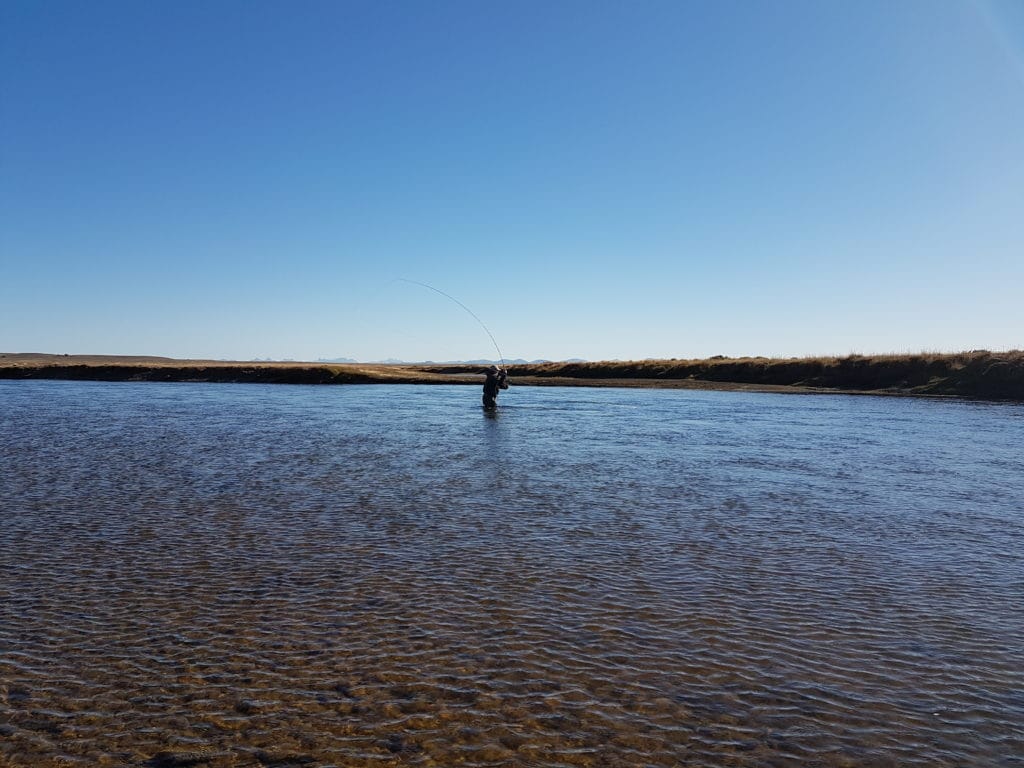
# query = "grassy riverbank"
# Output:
<box><xmin>1</xmin><ymin>351</ymin><xmax>1022</xmax><ymax>400</ymax></box>
<box><xmin>506</xmin><ymin>351</ymin><xmax>1024</xmax><ymax>400</ymax></box>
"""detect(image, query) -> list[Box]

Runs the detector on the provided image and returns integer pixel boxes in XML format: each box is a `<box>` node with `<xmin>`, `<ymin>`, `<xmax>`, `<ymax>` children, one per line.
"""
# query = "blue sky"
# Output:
<box><xmin>2</xmin><ymin>0</ymin><xmax>1022</xmax><ymax>362</ymax></box>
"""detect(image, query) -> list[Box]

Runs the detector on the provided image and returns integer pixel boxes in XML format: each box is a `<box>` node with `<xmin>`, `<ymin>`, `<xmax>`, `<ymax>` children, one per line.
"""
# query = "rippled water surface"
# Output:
<box><xmin>2</xmin><ymin>380</ymin><xmax>1023</xmax><ymax>767</ymax></box>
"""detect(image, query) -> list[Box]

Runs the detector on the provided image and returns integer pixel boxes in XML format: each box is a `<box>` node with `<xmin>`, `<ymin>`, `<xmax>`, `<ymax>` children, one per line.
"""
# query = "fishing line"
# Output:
<box><xmin>396</xmin><ymin>278</ymin><xmax>505</xmax><ymax>367</ymax></box>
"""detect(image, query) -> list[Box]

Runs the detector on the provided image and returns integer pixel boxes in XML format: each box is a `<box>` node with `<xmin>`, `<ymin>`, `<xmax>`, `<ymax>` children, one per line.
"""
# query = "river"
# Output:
<box><xmin>2</xmin><ymin>380</ymin><xmax>1022</xmax><ymax>766</ymax></box>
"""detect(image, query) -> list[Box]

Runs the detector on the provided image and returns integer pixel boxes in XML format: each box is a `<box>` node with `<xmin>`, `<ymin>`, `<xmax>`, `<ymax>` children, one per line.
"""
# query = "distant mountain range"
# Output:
<box><xmin>317</xmin><ymin>357</ymin><xmax>588</xmax><ymax>365</ymax></box>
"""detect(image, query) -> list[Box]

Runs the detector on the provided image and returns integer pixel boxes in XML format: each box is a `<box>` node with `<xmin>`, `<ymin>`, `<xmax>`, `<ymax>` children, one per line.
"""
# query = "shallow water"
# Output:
<box><xmin>1</xmin><ymin>380</ymin><xmax>1022</xmax><ymax>767</ymax></box>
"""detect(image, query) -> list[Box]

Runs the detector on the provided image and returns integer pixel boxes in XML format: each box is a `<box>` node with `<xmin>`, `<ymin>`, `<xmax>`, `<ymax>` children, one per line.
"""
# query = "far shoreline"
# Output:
<box><xmin>2</xmin><ymin>351</ymin><xmax>1022</xmax><ymax>402</ymax></box>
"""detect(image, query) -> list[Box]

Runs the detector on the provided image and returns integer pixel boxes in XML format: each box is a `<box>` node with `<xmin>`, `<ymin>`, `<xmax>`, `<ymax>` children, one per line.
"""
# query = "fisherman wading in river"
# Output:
<box><xmin>483</xmin><ymin>365</ymin><xmax>509</xmax><ymax>410</ymax></box>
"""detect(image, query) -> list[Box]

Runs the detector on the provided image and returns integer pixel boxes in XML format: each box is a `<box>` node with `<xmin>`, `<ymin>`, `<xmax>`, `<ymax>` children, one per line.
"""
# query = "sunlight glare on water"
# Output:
<box><xmin>1</xmin><ymin>380</ymin><xmax>1023</xmax><ymax>767</ymax></box>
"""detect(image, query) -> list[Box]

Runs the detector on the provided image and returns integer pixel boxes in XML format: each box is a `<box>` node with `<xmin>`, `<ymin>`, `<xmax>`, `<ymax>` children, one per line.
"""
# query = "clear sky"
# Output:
<box><xmin>2</xmin><ymin>0</ymin><xmax>1022</xmax><ymax>362</ymax></box>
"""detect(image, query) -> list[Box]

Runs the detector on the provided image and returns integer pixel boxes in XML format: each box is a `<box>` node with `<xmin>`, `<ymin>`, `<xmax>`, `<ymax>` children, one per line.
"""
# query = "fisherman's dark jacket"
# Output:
<box><xmin>483</xmin><ymin>372</ymin><xmax>508</xmax><ymax>398</ymax></box>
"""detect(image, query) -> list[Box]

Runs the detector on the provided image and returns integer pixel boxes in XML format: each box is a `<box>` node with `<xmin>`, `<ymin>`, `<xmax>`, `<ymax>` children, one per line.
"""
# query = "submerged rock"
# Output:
<box><xmin>147</xmin><ymin>751</ymin><xmax>222</xmax><ymax>767</ymax></box>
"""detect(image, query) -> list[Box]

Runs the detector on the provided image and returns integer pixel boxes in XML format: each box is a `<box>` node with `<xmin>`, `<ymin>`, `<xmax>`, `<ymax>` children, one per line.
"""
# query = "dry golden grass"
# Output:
<box><xmin>2</xmin><ymin>350</ymin><xmax>1022</xmax><ymax>400</ymax></box>
<box><xmin>497</xmin><ymin>350</ymin><xmax>1024</xmax><ymax>399</ymax></box>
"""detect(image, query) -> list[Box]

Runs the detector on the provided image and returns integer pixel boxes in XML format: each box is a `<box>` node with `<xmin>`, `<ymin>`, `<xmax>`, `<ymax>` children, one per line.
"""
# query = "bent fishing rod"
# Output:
<box><xmin>396</xmin><ymin>278</ymin><xmax>506</xmax><ymax>369</ymax></box>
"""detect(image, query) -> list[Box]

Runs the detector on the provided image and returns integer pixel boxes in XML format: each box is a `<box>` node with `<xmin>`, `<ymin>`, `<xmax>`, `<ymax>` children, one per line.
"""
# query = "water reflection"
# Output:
<box><xmin>1</xmin><ymin>381</ymin><xmax>1022</xmax><ymax>767</ymax></box>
